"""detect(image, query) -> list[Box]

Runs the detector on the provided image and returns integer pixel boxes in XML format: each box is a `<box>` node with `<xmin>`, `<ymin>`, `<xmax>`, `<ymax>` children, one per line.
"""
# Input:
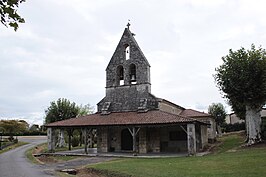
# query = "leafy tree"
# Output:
<box><xmin>78</xmin><ymin>103</ymin><xmax>94</xmax><ymax>117</ymax></box>
<box><xmin>0</xmin><ymin>120</ymin><xmax>28</xmax><ymax>140</ymax></box>
<box><xmin>215</xmin><ymin>44</ymin><xmax>266</xmax><ymax>145</ymax></box>
<box><xmin>0</xmin><ymin>0</ymin><xmax>25</xmax><ymax>31</ymax></box>
<box><xmin>45</xmin><ymin>98</ymin><xmax>94</xmax><ymax>124</ymax></box>
<box><xmin>208</xmin><ymin>103</ymin><xmax>227</xmax><ymax>126</ymax></box>
<box><xmin>229</xmin><ymin>99</ymin><xmax>246</xmax><ymax>120</ymax></box>
<box><xmin>45</xmin><ymin>98</ymin><xmax>80</xmax><ymax>124</ymax></box>
<box><xmin>29</xmin><ymin>124</ymin><xmax>39</xmax><ymax>132</ymax></box>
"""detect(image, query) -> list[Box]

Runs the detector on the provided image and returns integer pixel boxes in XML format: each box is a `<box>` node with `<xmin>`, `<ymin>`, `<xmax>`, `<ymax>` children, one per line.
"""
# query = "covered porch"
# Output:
<box><xmin>46</xmin><ymin>110</ymin><xmax>208</xmax><ymax>156</ymax></box>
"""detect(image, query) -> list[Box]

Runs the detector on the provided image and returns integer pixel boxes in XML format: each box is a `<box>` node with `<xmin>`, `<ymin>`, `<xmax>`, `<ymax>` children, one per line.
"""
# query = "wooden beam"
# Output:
<box><xmin>67</xmin><ymin>129</ymin><xmax>73</xmax><ymax>151</ymax></box>
<box><xmin>127</xmin><ymin>127</ymin><xmax>140</xmax><ymax>154</ymax></box>
<box><xmin>83</xmin><ymin>128</ymin><xmax>92</xmax><ymax>154</ymax></box>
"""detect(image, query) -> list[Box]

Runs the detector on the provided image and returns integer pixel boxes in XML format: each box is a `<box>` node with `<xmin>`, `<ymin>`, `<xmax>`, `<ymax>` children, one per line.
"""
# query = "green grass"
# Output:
<box><xmin>52</xmin><ymin>155</ymin><xmax>81</xmax><ymax>161</ymax></box>
<box><xmin>0</xmin><ymin>141</ymin><xmax>28</xmax><ymax>155</ymax></box>
<box><xmin>215</xmin><ymin>133</ymin><xmax>245</xmax><ymax>153</ymax></box>
<box><xmin>90</xmin><ymin>133</ymin><xmax>266</xmax><ymax>177</ymax></box>
<box><xmin>26</xmin><ymin>146</ymin><xmax>41</xmax><ymax>164</ymax></box>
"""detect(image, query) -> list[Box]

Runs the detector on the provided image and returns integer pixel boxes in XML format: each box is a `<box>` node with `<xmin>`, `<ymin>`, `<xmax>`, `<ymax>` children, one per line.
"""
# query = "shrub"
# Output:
<box><xmin>223</xmin><ymin>122</ymin><xmax>245</xmax><ymax>132</ymax></box>
<box><xmin>71</xmin><ymin>136</ymin><xmax>79</xmax><ymax>147</ymax></box>
<box><xmin>13</xmin><ymin>138</ymin><xmax>18</xmax><ymax>143</ymax></box>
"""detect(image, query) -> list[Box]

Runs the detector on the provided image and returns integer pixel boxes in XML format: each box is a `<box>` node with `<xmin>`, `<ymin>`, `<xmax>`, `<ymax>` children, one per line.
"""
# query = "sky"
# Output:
<box><xmin>1</xmin><ymin>0</ymin><xmax>266</xmax><ymax>125</ymax></box>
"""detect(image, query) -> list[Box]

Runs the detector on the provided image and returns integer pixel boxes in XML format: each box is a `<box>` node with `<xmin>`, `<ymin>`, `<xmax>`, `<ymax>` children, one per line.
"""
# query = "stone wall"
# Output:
<box><xmin>187</xmin><ymin>124</ymin><xmax>196</xmax><ymax>155</ymax></box>
<box><xmin>139</xmin><ymin>128</ymin><xmax>147</xmax><ymax>153</ymax></box>
<box><xmin>98</xmin><ymin>85</ymin><xmax>158</xmax><ymax>112</ymax></box>
<box><xmin>105</xmin><ymin>28</ymin><xmax>150</xmax><ymax>88</ymax></box>
<box><xmin>147</xmin><ymin>128</ymin><xmax>160</xmax><ymax>153</ymax></box>
<box><xmin>97</xmin><ymin>28</ymin><xmax>159</xmax><ymax>113</ymax></box>
<box><xmin>158</xmin><ymin>102</ymin><xmax>184</xmax><ymax>115</ymax></box>
<box><xmin>200</xmin><ymin>125</ymin><xmax>208</xmax><ymax>149</ymax></box>
<box><xmin>195</xmin><ymin>117</ymin><xmax>216</xmax><ymax>142</ymax></box>
<box><xmin>47</xmin><ymin>127</ymin><xmax>55</xmax><ymax>152</ymax></box>
<box><xmin>160</xmin><ymin>126</ymin><xmax>187</xmax><ymax>152</ymax></box>
<box><xmin>97</xmin><ymin>127</ymin><xmax>108</xmax><ymax>153</ymax></box>
<box><xmin>109</xmin><ymin>127</ymin><xmax>122</xmax><ymax>152</ymax></box>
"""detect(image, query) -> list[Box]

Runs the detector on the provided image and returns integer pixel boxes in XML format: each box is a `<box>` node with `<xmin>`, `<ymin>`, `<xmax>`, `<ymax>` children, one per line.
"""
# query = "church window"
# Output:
<box><xmin>124</xmin><ymin>44</ymin><xmax>130</xmax><ymax>60</ymax></box>
<box><xmin>129</xmin><ymin>64</ymin><xmax>136</xmax><ymax>84</ymax></box>
<box><xmin>117</xmin><ymin>65</ymin><xmax>124</xmax><ymax>85</ymax></box>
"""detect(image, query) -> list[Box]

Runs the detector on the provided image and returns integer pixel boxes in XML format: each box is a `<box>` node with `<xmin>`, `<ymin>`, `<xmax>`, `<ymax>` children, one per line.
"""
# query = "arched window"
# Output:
<box><xmin>124</xmin><ymin>44</ymin><xmax>130</xmax><ymax>60</ymax></box>
<box><xmin>129</xmin><ymin>64</ymin><xmax>136</xmax><ymax>84</ymax></box>
<box><xmin>117</xmin><ymin>65</ymin><xmax>124</xmax><ymax>86</ymax></box>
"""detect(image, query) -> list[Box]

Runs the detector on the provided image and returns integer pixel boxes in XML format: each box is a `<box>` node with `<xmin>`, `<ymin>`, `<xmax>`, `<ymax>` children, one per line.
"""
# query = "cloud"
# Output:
<box><xmin>1</xmin><ymin>0</ymin><xmax>266</xmax><ymax>125</ymax></box>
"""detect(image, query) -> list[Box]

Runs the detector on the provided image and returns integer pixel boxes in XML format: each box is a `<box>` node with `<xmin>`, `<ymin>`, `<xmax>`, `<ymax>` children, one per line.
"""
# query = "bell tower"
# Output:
<box><xmin>97</xmin><ymin>24</ymin><xmax>158</xmax><ymax>114</ymax></box>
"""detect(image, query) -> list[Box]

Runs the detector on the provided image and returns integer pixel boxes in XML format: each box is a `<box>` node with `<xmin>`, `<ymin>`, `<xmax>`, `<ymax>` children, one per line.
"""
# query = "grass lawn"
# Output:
<box><xmin>90</xmin><ymin>133</ymin><xmax>266</xmax><ymax>177</ymax></box>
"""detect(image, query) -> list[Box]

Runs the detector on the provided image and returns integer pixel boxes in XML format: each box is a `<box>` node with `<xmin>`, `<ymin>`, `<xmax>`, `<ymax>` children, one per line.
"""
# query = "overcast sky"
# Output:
<box><xmin>1</xmin><ymin>0</ymin><xmax>266</xmax><ymax>125</ymax></box>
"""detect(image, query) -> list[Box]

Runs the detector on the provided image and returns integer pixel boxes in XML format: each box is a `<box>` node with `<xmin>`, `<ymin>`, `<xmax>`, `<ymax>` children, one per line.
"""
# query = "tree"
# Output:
<box><xmin>215</xmin><ymin>44</ymin><xmax>266</xmax><ymax>145</ymax></box>
<box><xmin>0</xmin><ymin>0</ymin><xmax>25</xmax><ymax>31</ymax></box>
<box><xmin>77</xmin><ymin>103</ymin><xmax>94</xmax><ymax>146</ymax></box>
<box><xmin>45</xmin><ymin>98</ymin><xmax>80</xmax><ymax>124</ymax></box>
<box><xmin>0</xmin><ymin>120</ymin><xmax>28</xmax><ymax>140</ymax></box>
<box><xmin>208</xmin><ymin>103</ymin><xmax>227</xmax><ymax>126</ymax></box>
<box><xmin>78</xmin><ymin>103</ymin><xmax>94</xmax><ymax>117</ymax></box>
<box><xmin>229</xmin><ymin>99</ymin><xmax>246</xmax><ymax>120</ymax></box>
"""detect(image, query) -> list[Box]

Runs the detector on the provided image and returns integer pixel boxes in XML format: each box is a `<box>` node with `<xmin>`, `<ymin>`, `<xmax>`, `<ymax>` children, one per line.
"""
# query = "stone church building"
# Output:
<box><xmin>46</xmin><ymin>25</ymin><xmax>215</xmax><ymax>155</ymax></box>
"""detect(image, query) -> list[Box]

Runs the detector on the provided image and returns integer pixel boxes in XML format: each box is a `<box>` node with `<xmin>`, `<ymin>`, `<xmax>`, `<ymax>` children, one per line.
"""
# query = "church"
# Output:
<box><xmin>46</xmin><ymin>24</ymin><xmax>215</xmax><ymax>155</ymax></box>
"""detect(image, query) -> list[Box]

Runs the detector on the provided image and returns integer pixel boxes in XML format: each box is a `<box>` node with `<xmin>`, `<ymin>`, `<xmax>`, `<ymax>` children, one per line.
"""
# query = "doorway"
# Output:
<box><xmin>121</xmin><ymin>128</ymin><xmax>133</xmax><ymax>150</ymax></box>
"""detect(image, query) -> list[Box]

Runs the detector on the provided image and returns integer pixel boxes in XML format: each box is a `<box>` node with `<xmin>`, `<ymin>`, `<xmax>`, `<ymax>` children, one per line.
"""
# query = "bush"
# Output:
<box><xmin>13</xmin><ymin>138</ymin><xmax>18</xmax><ymax>143</ymax></box>
<box><xmin>222</xmin><ymin>122</ymin><xmax>245</xmax><ymax>132</ymax></box>
<box><xmin>71</xmin><ymin>136</ymin><xmax>79</xmax><ymax>147</ymax></box>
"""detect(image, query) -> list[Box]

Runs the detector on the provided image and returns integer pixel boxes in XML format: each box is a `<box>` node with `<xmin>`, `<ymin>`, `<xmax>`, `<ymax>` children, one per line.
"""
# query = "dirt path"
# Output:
<box><xmin>42</xmin><ymin>156</ymin><xmax>115</xmax><ymax>171</ymax></box>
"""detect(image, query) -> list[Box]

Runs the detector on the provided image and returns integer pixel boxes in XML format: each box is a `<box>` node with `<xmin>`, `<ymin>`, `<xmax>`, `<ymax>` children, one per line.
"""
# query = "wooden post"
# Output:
<box><xmin>128</xmin><ymin>127</ymin><xmax>140</xmax><ymax>154</ymax></box>
<box><xmin>82</xmin><ymin>128</ymin><xmax>92</xmax><ymax>154</ymax></box>
<box><xmin>132</xmin><ymin>127</ymin><xmax>136</xmax><ymax>153</ymax></box>
<box><xmin>58</xmin><ymin>129</ymin><xmax>65</xmax><ymax>148</ymax></box>
<box><xmin>83</xmin><ymin>128</ymin><xmax>88</xmax><ymax>154</ymax></box>
<box><xmin>67</xmin><ymin>129</ymin><xmax>73</xmax><ymax>151</ymax></box>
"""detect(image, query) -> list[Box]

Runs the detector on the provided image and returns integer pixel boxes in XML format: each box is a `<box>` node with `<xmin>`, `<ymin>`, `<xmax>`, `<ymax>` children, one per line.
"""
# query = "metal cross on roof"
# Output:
<box><xmin>127</xmin><ymin>20</ymin><xmax>131</xmax><ymax>29</ymax></box>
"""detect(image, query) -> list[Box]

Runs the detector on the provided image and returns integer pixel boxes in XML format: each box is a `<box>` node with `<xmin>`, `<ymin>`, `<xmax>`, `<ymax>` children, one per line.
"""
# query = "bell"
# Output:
<box><xmin>131</xmin><ymin>75</ymin><xmax>136</xmax><ymax>81</ymax></box>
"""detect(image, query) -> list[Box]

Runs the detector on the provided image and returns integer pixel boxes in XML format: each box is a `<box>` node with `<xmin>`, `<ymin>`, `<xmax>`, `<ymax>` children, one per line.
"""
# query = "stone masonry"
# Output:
<box><xmin>97</xmin><ymin>27</ymin><xmax>158</xmax><ymax>113</ymax></box>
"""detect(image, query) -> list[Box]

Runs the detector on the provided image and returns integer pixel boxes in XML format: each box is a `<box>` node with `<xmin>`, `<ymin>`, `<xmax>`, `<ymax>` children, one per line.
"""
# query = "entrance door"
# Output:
<box><xmin>121</xmin><ymin>129</ymin><xmax>133</xmax><ymax>150</ymax></box>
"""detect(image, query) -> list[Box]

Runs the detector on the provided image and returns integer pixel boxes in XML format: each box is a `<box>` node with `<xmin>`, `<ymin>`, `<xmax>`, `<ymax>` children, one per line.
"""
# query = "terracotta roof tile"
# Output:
<box><xmin>46</xmin><ymin>110</ymin><xmax>203</xmax><ymax>127</ymax></box>
<box><xmin>180</xmin><ymin>109</ymin><xmax>211</xmax><ymax>118</ymax></box>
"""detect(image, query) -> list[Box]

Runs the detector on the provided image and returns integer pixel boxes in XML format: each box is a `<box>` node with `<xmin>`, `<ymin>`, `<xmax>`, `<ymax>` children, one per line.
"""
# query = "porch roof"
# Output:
<box><xmin>45</xmin><ymin>110</ymin><xmax>206</xmax><ymax>128</ymax></box>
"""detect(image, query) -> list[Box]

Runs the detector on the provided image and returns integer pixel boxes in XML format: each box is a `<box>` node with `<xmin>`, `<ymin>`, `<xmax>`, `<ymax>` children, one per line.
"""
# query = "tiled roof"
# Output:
<box><xmin>180</xmin><ymin>109</ymin><xmax>211</xmax><ymax>118</ymax></box>
<box><xmin>46</xmin><ymin>110</ymin><xmax>203</xmax><ymax>127</ymax></box>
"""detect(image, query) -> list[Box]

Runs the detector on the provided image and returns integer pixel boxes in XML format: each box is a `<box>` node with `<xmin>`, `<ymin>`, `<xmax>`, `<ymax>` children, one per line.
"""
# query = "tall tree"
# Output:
<box><xmin>45</xmin><ymin>98</ymin><xmax>80</xmax><ymax>124</ymax></box>
<box><xmin>215</xmin><ymin>44</ymin><xmax>266</xmax><ymax>145</ymax></box>
<box><xmin>0</xmin><ymin>0</ymin><xmax>25</xmax><ymax>31</ymax></box>
<box><xmin>208</xmin><ymin>103</ymin><xmax>227</xmax><ymax>126</ymax></box>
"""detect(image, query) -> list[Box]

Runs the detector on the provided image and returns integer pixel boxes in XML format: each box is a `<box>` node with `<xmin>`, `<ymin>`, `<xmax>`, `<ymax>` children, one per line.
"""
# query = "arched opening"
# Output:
<box><xmin>117</xmin><ymin>65</ymin><xmax>124</xmax><ymax>86</ymax></box>
<box><xmin>124</xmin><ymin>44</ymin><xmax>130</xmax><ymax>60</ymax></box>
<box><xmin>121</xmin><ymin>129</ymin><xmax>133</xmax><ymax>150</ymax></box>
<box><xmin>129</xmin><ymin>64</ymin><xmax>136</xmax><ymax>84</ymax></box>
